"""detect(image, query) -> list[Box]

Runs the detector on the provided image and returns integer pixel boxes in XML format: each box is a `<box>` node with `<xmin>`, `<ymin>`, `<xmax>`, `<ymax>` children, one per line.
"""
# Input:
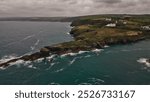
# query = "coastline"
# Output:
<box><xmin>0</xmin><ymin>15</ymin><xmax>150</xmax><ymax>68</ymax></box>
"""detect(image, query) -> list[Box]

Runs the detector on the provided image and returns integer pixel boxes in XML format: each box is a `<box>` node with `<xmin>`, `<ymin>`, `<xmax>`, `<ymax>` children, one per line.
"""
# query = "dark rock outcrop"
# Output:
<box><xmin>146</xmin><ymin>59</ymin><xmax>150</xmax><ymax>63</ymax></box>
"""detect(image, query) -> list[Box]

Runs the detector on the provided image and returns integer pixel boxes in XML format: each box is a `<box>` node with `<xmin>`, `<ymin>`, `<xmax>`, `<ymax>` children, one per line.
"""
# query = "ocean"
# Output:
<box><xmin>0</xmin><ymin>21</ymin><xmax>150</xmax><ymax>85</ymax></box>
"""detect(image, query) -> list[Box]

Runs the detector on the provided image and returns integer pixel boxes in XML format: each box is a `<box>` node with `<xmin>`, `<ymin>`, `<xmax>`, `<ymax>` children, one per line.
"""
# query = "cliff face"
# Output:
<box><xmin>0</xmin><ymin>15</ymin><xmax>150</xmax><ymax>67</ymax></box>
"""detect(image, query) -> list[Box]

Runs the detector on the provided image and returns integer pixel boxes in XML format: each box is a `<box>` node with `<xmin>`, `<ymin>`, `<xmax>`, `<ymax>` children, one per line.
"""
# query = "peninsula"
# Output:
<box><xmin>0</xmin><ymin>14</ymin><xmax>150</xmax><ymax>67</ymax></box>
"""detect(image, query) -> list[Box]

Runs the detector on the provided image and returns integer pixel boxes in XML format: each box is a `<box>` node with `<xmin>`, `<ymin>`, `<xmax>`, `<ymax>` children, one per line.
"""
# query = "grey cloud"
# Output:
<box><xmin>93</xmin><ymin>0</ymin><xmax>122</xmax><ymax>4</ymax></box>
<box><xmin>0</xmin><ymin>0</ymin><xmax>149</xmax><ymax>17</ymax></box>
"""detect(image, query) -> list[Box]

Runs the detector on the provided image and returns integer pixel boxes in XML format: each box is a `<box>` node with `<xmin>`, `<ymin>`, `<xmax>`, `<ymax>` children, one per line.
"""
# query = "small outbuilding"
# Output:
<box><xmin>106</xmin><ymin>23</ymin><xmax>116</xmax><ymax>27</ymax></box>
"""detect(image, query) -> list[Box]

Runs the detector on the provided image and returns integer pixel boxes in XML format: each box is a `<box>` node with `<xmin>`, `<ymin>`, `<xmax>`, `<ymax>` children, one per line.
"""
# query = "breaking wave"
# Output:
<box><xmin>0</xmin><ymin>48</ymin><xmax>103</xmax><ymax>70</ymax></box>
<box><xmin>22</xmin><ymin>34</ymin><xmax>35</xmax><ymax>41</ymax></box>
<box><xmin>28</xmin><ymin>64</ymin><xmax>37</xmax><ymax>69</ymax></box>
<box><xmin>55</xmin><ymin>68</ymin><xmax>64</xmax><ymax>73</ymax></box>
<box><xmin>31</xmin><ymin>39</ymin><xmax>40</xmax><ymax>51</ymax></box>
<box><xmin>92</xmin><ymin>49</ymin><xmax>104</xmax><ymax>53</ymax></box>
<box><xmin>0</xmin><ymin>55</ymin><xmax>18</xmax><ymax>63</ymax></box>
<box><xmin>137</xmin><ymin>58</ymin><xmax>150</xmax><ymax>68</ymax></box>
<box><xmin>61</xmin><ymin>49</ymin><xmax>102</xmax><ymax>58</ymax></box>
<box><xmin>69</xmin><ymin>58</ymin><xmax>77</xmax><ymax>65</ymax></box>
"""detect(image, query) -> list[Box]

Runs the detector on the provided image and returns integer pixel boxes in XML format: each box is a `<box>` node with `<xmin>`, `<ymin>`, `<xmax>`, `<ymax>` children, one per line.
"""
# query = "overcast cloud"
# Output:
<box><xmin>0</xmin><ymin>0</ymin><xmax>149</xmax><ymax>17</ymax></box>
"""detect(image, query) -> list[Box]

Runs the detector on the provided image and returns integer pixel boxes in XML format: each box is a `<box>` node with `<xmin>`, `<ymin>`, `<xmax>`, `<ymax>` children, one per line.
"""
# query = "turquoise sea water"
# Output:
<box><xmin>0</xmin><ymin>21</ymin><xmax>150</xmax><ymax>85</ymax></box>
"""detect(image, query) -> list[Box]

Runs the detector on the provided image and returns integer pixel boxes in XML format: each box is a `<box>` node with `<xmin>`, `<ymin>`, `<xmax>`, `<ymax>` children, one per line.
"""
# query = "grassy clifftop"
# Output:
<box><xmin>54</xmin><ymin>15</ymin><xmax>150</xmax><ymax>51</ymax></box>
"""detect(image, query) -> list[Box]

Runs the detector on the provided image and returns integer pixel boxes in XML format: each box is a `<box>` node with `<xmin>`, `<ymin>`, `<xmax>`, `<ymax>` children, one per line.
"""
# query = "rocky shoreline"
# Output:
<box><xmin>147</xmin><ymin>59</ymin><xmax>150</xmax><ymax>63</ymax></box>
<box><xmin>0</xmin><ymin>33</ymin><xmax>147</xmax><ymax>68</ymax></box>
<box><xmin>0</xmin><ymin>15</ymin><xmax>150</xmax><ymax>68</ymax></box>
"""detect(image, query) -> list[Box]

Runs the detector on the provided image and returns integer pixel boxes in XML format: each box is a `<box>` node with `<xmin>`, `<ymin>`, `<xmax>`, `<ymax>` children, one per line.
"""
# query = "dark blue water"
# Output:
<box><xmin>0</xmin><ymin>21</ymin><xmax>150</xmax><ymax>85</ymax></box>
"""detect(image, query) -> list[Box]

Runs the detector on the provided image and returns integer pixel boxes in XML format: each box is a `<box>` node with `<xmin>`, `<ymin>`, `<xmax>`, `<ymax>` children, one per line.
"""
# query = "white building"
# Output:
<box><xmin>106</xmin><ymin>23</ymin><xmax>116</xmax><ymax>27</ymax></box>
<box><xmin>105</xmin><ymin>18</ymin><xmax>112</xmax><ymax>21</ymax></box>
<box><xmin>141</xmin><ymin>26</ymin><xmax>150</xmax><ymax>30</ymax></box>
<box><xmin>123</xmin><ymin>22</ymin><xmax>127</xmax><ymax>24</ymax></box>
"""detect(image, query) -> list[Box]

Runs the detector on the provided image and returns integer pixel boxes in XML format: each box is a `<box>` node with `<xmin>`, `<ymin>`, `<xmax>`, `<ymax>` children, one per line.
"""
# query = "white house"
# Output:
<box><xmin>105</xmin><ymin>18</ymin><xmax>112</xmax><ymax>21</ymax></box>
<box><xmin>141</xmin><ymin>26</ymin><xmax>150</xmax><ymax>30</ymax></box>
<box><xmin>123</xmin><ymin>21</ymin><xmax>127</xmax><ymax>24</ymax></box>
<box><xmin>106</xmin><ymin>23</ymin><xmax>116</xmax><ymax>27</ymax></box>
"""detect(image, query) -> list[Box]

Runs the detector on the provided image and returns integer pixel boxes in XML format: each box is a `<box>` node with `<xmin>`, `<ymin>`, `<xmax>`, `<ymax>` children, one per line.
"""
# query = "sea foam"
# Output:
<box><xmin>61</xmin><ymin>50</ymin><xmax>100</xmax><ymax>58</ymax></box>
<box><xmin>0</xmin><ymin>55</ymin><xmax>18</xmax><ymax>63</ymax></box>
<box><xmin>92</xmin><ymin>49</ymin><xmax>103</xmax><ymax>52</ymax></box>
<box><xmin>137</xmin><ymin>58</ymin><xmax>150</xmax><ymax>67</ymax></box>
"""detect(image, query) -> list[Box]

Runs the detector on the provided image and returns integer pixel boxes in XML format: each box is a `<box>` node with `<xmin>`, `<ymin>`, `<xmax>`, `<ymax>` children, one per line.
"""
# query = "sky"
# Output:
<box><xmin>0</xmin><ymin>0</ymin><xmax>149</xmax><ymax>17</ymax></box>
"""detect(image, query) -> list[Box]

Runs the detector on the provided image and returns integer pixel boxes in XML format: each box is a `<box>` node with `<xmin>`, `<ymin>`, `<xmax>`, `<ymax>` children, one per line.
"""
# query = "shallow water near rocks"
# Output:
<box><xmin>0</xmin><ymin>21</ymin><xmax>150</xmax><ymax>85</ymax></box>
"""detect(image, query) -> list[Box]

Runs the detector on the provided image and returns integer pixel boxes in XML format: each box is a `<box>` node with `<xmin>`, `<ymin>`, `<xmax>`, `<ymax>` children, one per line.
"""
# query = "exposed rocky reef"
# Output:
<box><xmin>0</xmin><ymin>15</ymin><xmax>150</xmax><ymax>68</ymax></box>
<box><xmin>147</xmin><ymin>59</ymin><xmax>150</xmax><ymax>63</ymax></box>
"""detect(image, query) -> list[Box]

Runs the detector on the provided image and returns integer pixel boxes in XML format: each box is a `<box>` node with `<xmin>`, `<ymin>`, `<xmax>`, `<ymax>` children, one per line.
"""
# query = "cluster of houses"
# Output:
<box><xmin>105</xmin><ymin>18</ymin><xmax>116</xmax><ymax>27</ymax></box>
<box><xmin>103</xmin><ymin>16</ymin><xmax>150</xmax><ymax>31</ymax></box>
<box><xmin>105</xmin><ymin>18</ymin><xmax>127</xmax><ymax>27</ymax></box>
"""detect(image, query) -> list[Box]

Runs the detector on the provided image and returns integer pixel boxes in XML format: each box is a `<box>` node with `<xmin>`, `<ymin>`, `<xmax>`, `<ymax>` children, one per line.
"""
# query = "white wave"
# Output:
<box><xmin>46</xmin><ymin>62</ymin><xmax>59</xmax><ymax>70</ymax></box>
<box><xmin>1</xmin><ymin>58</ymin><xmax>36</xmax><ymax>69</ymax></box>
<box><xmin>78</xmin><ymin>51</ymin><xmax>89</xmax><ymax>54</ymax></box>
<box><xmin>28</xmin><ymin>65</ymin><xmax>33</xmax><ymax>68</ymax></box>
<box><xmin>22</xmin><ymin>34</ymin><xmax>35</xmax><ymax>41</ymax></box>
<box><xmin>28</xmin><ymin>65</ymin><xmax>37</xmax><ymax>69</ymax></box>
<box><xmin>35</xmin><ymin>40</ymin><xmax>40</xmax><ymax>46</ymax></box>
<box><xmin>69</xmin><ymin>53</ymin><xmax>78</xmax><ymax>56</ymax></box>
<box><xmin>46</xmin><ymin>55</ymin><xmax>57</xmax><ymax>63</ymax></box>
<box><xmin>137</xmin><ymin>58</ymin><xmax>150</xmax><ymax>67</ymax></box>
<box><xmin>61</xmin><ymin>52</ymin><xmax>78</xmax><ymax>58</ymax></box>
<box><xmin>146</xmin><ymin>63</ymin><xmax>150</xmax><ymax>67</ymax></box>
<box><xmin>104</xmin><ymin>45</ymin><xmax>109</xmax><ymax>48</ymax></box>
<box><xmin>51</xmin><ymin>63</ymin><xmax>56</xmax><ymax>67</ymax></box>
<box><xmin>34</xmin><ymin>58</ymin><xmax>45</xmax><ymax>63</ymax></box>
<box><xmin>0</xmin><ymin>55</ymin><xmax>18</xmax><ymax>63</ymax></box>
<box><xmin>60</xmin><ymin>54</ymin><xmax>68</xmax><ymax>58</ymax></box>
<box><xmin>137</xmin><ymin>58</ymin><xmax>147</xmax><ymax>63</ymax></box>
<box><xmin>9</xmin><ymin>60</ymin><xmax>25</xmax><ymax>67</ymax></box>
<box><xmin>55</xmin><ymin>68</ymin><xmax>64</xmax><ymax>73</ymax></box>
<box><xmin>92</xmin><ymin>49</ymin><xmax>103</xmax><ymax>52</ymax></box>
<box><xmin>61</xmin><ymin>49</ymin><xmax>102</xmax><ymax>59</ymax></box>
<box><xmin>69</xmin><ymin>58</ymin><xmax>77</xmax><ymax>65</ymax></box>
<box><xmin>67</xmin><ymin>32</ymin><xmax>70</xmax><ymax>35</ymax></box>
<box><xmin>30</xmin><ymin>40</ymin><xmax>40</xmax><ymax>51</ymax></box>
<box><xmin>88</xmin><ymin>78</ymin><xmax>105</xmax><ymax>84</ymax></box>
<box><xmin>0</xmin><ymin>55</ymin><xmax>33</xmax><ymax>69</ymax></box>
<box><xmin>24</xmin><ymin>61</ymin><xmax>32</xmax><ymax>66</ymax></box>
<box><xmin>0</xmin><ymin>66</ymin><xmax>5</xmax><ymax>70</ymax></box>
<box><xmin>46</xmin><ymin>55</ymin><xmax>56</xmax><ymax>60</ymax></box>
<box><xmin>30</xmin><ymin>46</ymin><xmax>35</xmax><ymax>51</ymax></box>
<box><xmin>61</xmin><ymin>50</ymin><xmax>90</xmax><ymax>58</ymax></box>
